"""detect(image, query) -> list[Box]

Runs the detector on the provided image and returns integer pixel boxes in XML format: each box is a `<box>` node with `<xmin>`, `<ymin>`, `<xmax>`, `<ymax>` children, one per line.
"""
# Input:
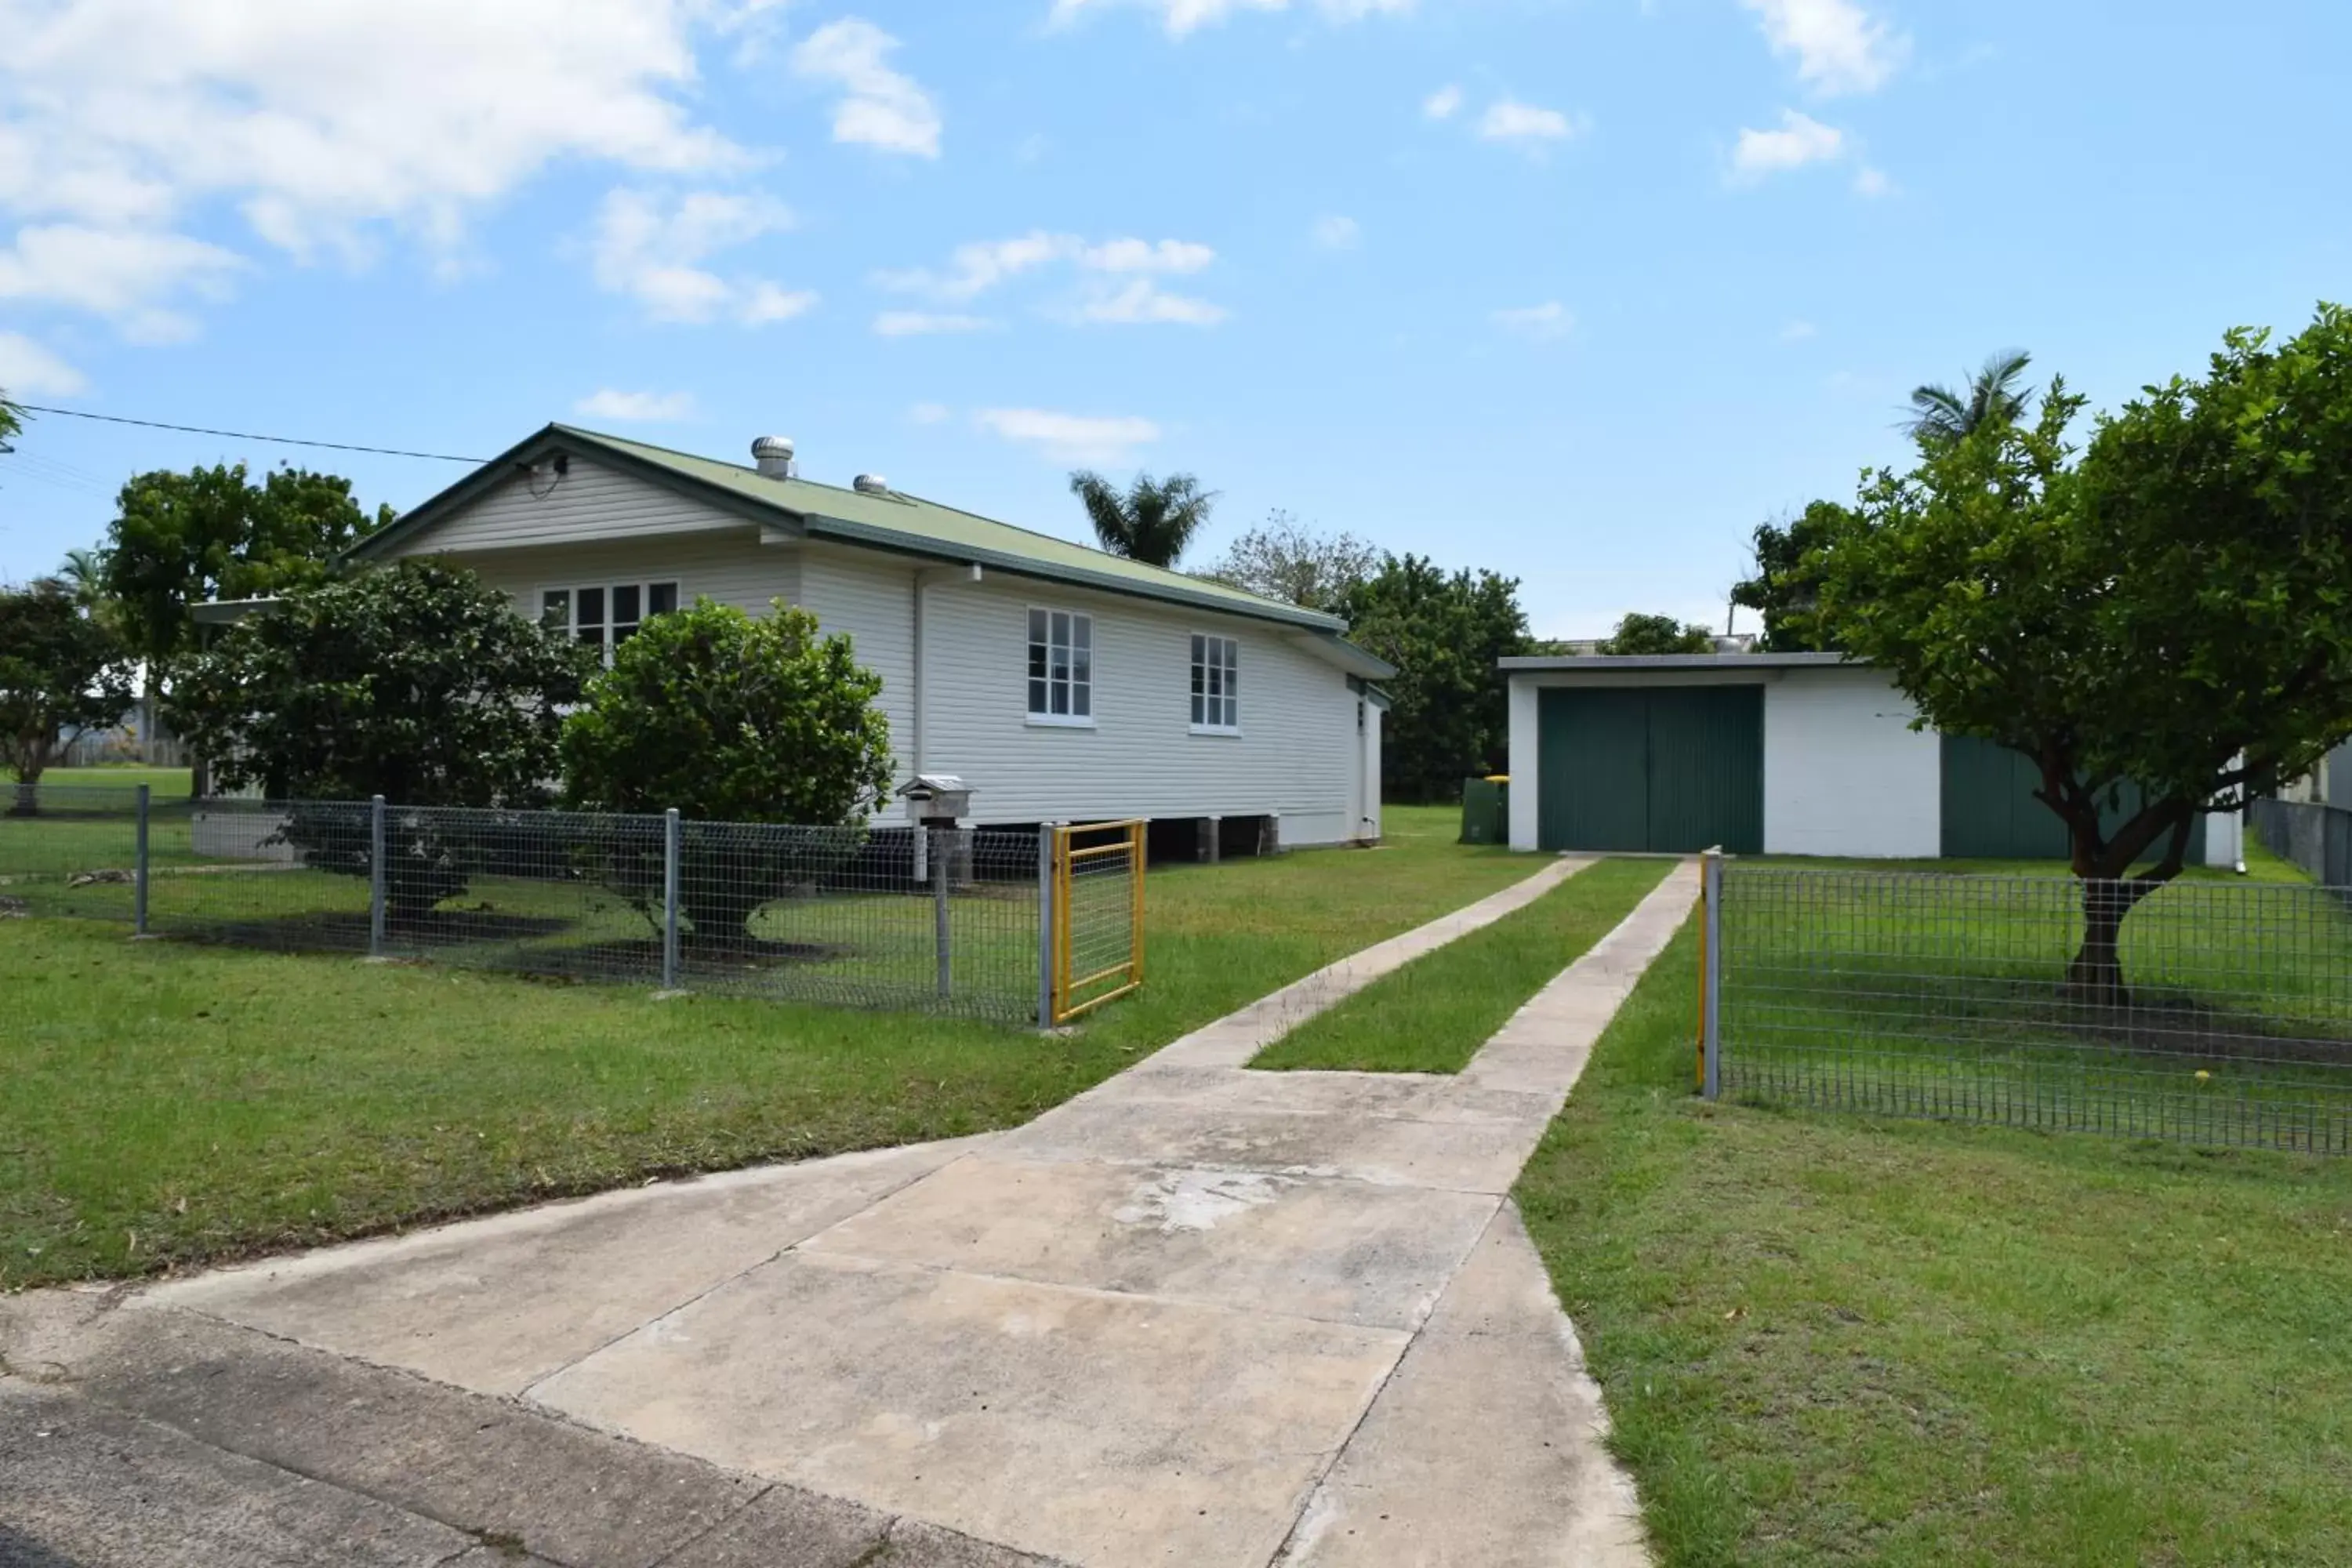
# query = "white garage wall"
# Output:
<box><xmin>1762</xmin><ymin>668</ymin><xmax>1940</xmax><ymax>857</ymax></box>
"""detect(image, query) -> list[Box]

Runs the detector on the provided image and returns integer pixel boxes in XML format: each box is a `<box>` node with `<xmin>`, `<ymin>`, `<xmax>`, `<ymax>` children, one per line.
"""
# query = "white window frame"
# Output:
<box><xmin>539</xmin><ymin>580</ymin><xmax>681</xmax><ymax>664</ymax></box>
<box><xmin>1189</xmin><ymin>631</ymin><xmax>1240</xmax><ymax>735</ymax></box>
<box><xmin>1025</xmin><ymin>606</ymin><xmax>1095</xmax><ymax>728</ymax></box>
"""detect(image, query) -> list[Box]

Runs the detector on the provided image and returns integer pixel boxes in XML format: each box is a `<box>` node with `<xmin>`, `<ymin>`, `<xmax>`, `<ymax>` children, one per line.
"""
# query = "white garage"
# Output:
<box><xmin>1501</xmin><ymin>653</ymin><xmax>2242</xmax><ymax>864</ymax></box>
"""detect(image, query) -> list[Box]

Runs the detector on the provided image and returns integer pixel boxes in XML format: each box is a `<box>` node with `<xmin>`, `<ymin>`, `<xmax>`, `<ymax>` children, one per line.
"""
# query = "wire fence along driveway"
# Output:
<box><xmin>2</xmin><ymin>786</ymin><xmax>1143</xmax><ymax>1027</ymax></box>
<box><xmin>1700</xmin><ymin>861</ymin><xmax>2352</xmax><ymax>1154</ymax></box>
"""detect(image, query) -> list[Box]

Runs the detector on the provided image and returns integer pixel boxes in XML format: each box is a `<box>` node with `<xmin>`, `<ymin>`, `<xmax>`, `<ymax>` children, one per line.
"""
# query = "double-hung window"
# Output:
<box><xmin>1191</xmin><ymin>633</ymin><xmax>1240</xmax><ymax>733</ymax></box>
<box><xmin>1027</xmin><ymin>608</ymin><xmax>1093</xmax><ymax>724</ymax></box>
<box><xmin>541</xmin><ymin>582</ymin><xmax>679</xmax><ymax>662</ymax></box>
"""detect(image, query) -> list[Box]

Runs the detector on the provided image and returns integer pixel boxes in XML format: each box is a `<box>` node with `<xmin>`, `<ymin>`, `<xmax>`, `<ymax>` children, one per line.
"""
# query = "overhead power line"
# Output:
<box><xmin>8</xmin><ymin>403</ymin><xmax>489</xmax><ymax>464</ymax></box>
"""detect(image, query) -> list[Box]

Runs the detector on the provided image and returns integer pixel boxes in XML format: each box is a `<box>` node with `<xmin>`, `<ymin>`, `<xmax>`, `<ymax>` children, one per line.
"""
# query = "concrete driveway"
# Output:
<box><xmin>2</xmin><ymin>860</ymin><xmax>1696</xmax><ymax>1568</ymax></box>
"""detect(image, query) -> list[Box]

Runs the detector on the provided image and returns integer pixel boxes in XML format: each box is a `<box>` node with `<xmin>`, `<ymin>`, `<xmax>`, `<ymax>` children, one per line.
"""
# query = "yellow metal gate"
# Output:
<box><xmin>1050</xmin><ymin>819</ymin><xmax>1145</xmax><ymax>1023</ymax></box>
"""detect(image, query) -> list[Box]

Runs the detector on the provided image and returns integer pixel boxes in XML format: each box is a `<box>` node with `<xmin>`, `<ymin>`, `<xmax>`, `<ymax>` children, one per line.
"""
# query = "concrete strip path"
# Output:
<box><xmin>5</xmin><ymin>858</ymin><xmax>1697</xmax><ymax>1568</ymax></box>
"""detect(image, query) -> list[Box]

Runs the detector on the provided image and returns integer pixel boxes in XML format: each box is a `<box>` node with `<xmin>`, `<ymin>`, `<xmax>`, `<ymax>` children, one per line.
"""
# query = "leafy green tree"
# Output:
<box><xmin>100</xmin><ymin>463</ymin><xmax>394</xmax><ymax>731</ymax></box>
<box><xmin>1903</xmin><ymin>349</ymin><xmax>2034</xmax><ymax>448</ymax></box>
<box><xmin>561</xmin><ymin>600</ymin><xmax>894</xmax><ymax>946</ymax></box>
<box><xmin>1202</xmin><ymin>510</ymin><xmax>1378</xmax><ymax>609</ymax></box>
<box><xmin>1820</xmin><ymin>305</ymin><xmax>2352</xmax><ymax>999</ymax></box>
<box><xmin>1341</xmin><ymin>555</ymin><xmax>1530</xmax><ymax>803</ymax></box>
<box><xmin>0</xmin><ymin>579</ymin><xmax>136</xmax><ymax>811</ymax></box>
<box><xmin>1069</xmin><ymin>470</ymin><xmax>1215</xmax><ymax>567</ymax></box>
<box><xmin>1729</xmin><ymin>500</ymin><xmax>1855</xmax><ymax>652</ymax></box>
<box><xmin>167</xmin><ymin>561</ymin><xmax>591</xmax><ymax>917</ymax></box>
<box><xmin>1600</xmin><ymin>612</ymin><xmax>1715</xmax><ymax>655</ymax></box>
<box><xmin>0</xmin><ymin>397</ymin><xmax>20</xmax><ymax>454</ymax></box>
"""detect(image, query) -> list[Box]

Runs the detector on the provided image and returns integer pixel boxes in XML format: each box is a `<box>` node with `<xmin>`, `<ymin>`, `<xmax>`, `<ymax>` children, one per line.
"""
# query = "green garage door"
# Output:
<box><xmin>1940</xmin><ymin>735</ymin><xmax>2206</xmax><ymax>862</ymax></box>
<box><xmin>1537</xmin><ymin>686</ymin><xmax>1763</xmax><ymax>854</ymax></box>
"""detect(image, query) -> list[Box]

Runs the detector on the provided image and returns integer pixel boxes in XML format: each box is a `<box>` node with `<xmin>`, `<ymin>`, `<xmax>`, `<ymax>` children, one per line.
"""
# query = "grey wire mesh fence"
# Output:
<box><xmin>2</xmin><ymin>786</ymin><xmax>1064</xmax><ymax>1025</ymax></box>
<box><xmin>0</xmin><ymin>783</ymin><xmax>153</xmax><ymax>924</ymax></box>
<box><xmin>1708</xmin><ymin>862</ymin><xmax>2352</xmax><ymax>1153</ymax></box>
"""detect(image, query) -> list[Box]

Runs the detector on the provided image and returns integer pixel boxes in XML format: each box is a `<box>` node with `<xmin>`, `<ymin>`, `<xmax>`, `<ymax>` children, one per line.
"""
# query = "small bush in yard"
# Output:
<box><xmin>561</xmin><ymin>598</ymin><xmax>894</xmax><ymax>947</ymax></box>
<box><xmin>167</xmin><ymin>560</ymin><xmax>593</xmax><ymax>918</ymax></box>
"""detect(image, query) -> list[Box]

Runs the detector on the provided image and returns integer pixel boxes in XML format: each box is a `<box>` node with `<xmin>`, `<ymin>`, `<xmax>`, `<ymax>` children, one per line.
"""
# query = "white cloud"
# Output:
<box><xmin>1492</xmin><ymin>300</ymin><xmax>1572</xmax><ymax>341</ymax></box>
<box><xmin>574</xmin><ymin>387</ymin><xmax>697</xmax><ymax>422</ymax></box>
<box><xmin>1853</xmin><ymin>164</ymin><xmax>1894</xmax><ymax>198</ymax></box>
<box><xmin>1730</xmin><ymin>110</ymin><xmax>1846</xmax><ymax>179</ymax></box>
<box><xmin>0</xmin><ymin>223</ymin><xmax>243</xmax><ymax>342</ymax></box>
<box><xmin>1477</xmin><ymin>100</ymin><xmax>1581</xmax><ymax>146</ymax></box>
<box><xmin>1780</xmin><ymin>318</ymin><xmax>1818</xmax><ymax>342</ymax></box>
<box><xmin>1422</xmin><ymin>84</ymin><xmax>1464</xmax><ymax>121</ymax></box>
<box><xmin>1070</xmin><ymin>278</ymin><xmax>1227</xmax><ymax>326</ymax></box>
<box><xmin>880</xmin><ymin>230</ymin><xmax>1224</xmax><ymax>325</ymax></box>
<box><xmin>975</xmin><ymin>407</ymin><xmax>1161</xmax><ymax>464</ymax></box>
<box><xmin>0</xmin><ymin>0</ymin><xmax>750</xmax><ymax>336</ymax></box>
<box><xmin>1049</xmin><ymin>0</ymin><xmax>1411</xmax><ymax>39</ymax></box>
<box><xmin>1312</xmin><ymin>213</ymin><xmax>1359</xmax><ymax>249</ymax></box>
<box><xmin>0</xmin><ymin>330</ymin><xmax>88</xmax><ymax>396</ymax></box>
<box><xmin>873</xmin><ymin>310</ymin><xmax>996</xmax><ymax>336</ymax></box>
<box><xmin>907</xmin><ymin>401</ymin><xmax>952</xmax><ymax>424</ymax></box>
<box><xmin>790</xmin><ymin>19</ymin><xmax>941</xmax><ymax>158</ymax></box>
<box><xmin>878</xmin><ymin>230</ymin><xmax>1075</xmax><ymax>301</ymax></box>
<box><xmin>1739</xmin><ymin>0</ymin><xmax>1907</xmax><ymax>96</ymax></box>
<box><xmin>1078</xmin><ymin>237</ymin><xmax>1214</xmax><ymax>274</ymax></box>
<box><xmin>590</xmin><ymin>187</ymin><xmax>811</xmax><ymax>325</ymax></box>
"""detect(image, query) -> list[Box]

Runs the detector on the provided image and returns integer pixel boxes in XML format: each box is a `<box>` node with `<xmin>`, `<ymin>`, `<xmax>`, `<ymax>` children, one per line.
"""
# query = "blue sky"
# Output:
<box><xmin>1</xmin><ymin>0</ymin><xmax>2346</xmax><ymax>637</ymax></box>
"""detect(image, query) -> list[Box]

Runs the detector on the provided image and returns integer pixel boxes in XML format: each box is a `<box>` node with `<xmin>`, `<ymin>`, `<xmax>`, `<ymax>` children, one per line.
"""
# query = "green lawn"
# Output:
<box><xmin>4</xmin><ymin>764</ymin><xmax>194</xmax><ymax>797</ymax></box>
<box><xmin>1517</xmin><ymin>916</ymin><xmax>2352</xmax><ymax>1568</ymax></box>
<box><xmin>0</xmin><ymin>805</ymin><xmax>1541</xmax><ymax>1289</ymax></box>
<box><xmin>1251</xmin><ymin>857</ymin><xmax>1675</xmax><ymax>1073</ymax></box>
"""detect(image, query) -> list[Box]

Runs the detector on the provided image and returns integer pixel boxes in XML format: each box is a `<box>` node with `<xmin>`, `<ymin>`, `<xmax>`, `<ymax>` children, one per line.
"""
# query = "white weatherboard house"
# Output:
<box><xmin>1502</xmin><ymin>653</ymin><xmax>2244</xmax><ymax>865</ymax></box>
<box><xmin>350</xmin><ymin>426</ymin><xmax>1392</xmax><ymax>848</ymax></box>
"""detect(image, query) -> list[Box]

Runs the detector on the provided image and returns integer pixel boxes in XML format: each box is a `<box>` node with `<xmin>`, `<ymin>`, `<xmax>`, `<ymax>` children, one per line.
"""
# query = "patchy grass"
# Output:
<box><xmin>1251</xmin><ymin>857</ymin><xmax>1675</xmax><ymax>1073</ymax></box>
<box><xmin>3</xmin><ymin>765</ymin><xmax>193</xmax><ymax>798</ymax></box>
<box><xmin>0</xmin><ymin>805</ymin><xmax>1541</xmax><ymax>1288</ymax></box>
<box><xmin>1516</xmin><ymin>917</ymin><xmax>2352</xmax><ymax>1568</ymax></box>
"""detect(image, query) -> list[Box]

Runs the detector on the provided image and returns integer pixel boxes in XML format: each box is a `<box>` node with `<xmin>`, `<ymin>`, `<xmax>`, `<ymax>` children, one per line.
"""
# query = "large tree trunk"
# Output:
<box><xmin>2065</xmin><ymin>877</ymin><xmax>2158</xmax><ymax>1007</ymax></box>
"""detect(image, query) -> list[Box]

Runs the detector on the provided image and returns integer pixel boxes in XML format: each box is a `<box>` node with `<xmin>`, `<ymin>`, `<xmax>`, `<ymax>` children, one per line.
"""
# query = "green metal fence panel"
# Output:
<box><xmin>1645</xmin><ymin>686</ymin><xmax>1764</xmax><ymax>854</ymax></box>
<box><xmin>1940</xmin><ymin>735</ymin><xmax>2207</xmax><ymax>863</ymax></box>
<box><xmin>1537</xmin><ymin>688</ymin><xmax>1649</xmax><ymax>851</ymax></box>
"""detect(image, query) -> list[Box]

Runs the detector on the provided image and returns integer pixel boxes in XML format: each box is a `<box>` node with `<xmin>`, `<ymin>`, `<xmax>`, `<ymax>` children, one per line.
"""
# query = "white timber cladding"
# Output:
<box><xmin>395</xmin><ymin>535</ymin><xmax>801</xmax><ymax>626</ymax></box>
<box><xmin>403</xmin><ymin>454</ymin><xmax>746</xmax><ymax>552</ymax></box>
<box><xmin>1759</xmin><ymin>668</ymin><xmax>1940</xmax><ymax>857</ymax></box>
<box><xmin>794</xmin><ymin>550</ymin><xmax>1360</xmax><ymax>841</ymax></box>
<box><xmin>1506</xmin><ymin>678</ymin><xmax>1541</xmax><ymax>851</ymax></box>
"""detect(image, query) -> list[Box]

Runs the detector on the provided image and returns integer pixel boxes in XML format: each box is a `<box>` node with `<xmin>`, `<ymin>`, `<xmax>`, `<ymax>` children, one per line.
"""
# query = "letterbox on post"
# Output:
<box><xmin>898</xmin><ymin>774</ymin><xmax>975</xmax><ymax>884</ymax></box>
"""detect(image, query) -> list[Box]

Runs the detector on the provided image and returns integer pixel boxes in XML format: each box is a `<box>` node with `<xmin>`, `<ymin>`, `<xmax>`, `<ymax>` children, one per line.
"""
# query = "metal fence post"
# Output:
<box><xmin>132</xmin><ymin>783</ymin><xmax>151</xmax><ymax>935</ymax></box>
<box><xmin>934</xmin><ymin>827</ymin><xmax>953</xmax><ymax>999</ymax></box>
<box><xmin>1701</xmin><ymin>849</ymin><xmax>1724</xmax><ymax>1100</ymax></box>
<box><xmin>1036</xmin><ymin>825</ymin><xmax>1055</xmax><ymax>1029</ymax></box>
<box><xmin>368</xmin><ymin>794</ymin><xmax>387</xmax><ymax>958</ymax></box>
<box><xmin>662</xmin><ymin>808</ymin><xmax>681</xmax><ymax>990</ymax></box>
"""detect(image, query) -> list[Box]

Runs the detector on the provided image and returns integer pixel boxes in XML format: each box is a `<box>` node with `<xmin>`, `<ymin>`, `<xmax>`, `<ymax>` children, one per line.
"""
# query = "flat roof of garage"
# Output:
<box><xmin>1498</xmin><ymin>652</ymin><xmax>1860</xmax><ymax>672</ymax></box>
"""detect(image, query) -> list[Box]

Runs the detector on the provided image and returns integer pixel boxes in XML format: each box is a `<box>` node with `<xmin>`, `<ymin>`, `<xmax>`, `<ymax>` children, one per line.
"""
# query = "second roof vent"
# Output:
<box><xmin>852</xmin><ymin>473</ymin><xmax>889</xmax><ymax>495</ymax></box>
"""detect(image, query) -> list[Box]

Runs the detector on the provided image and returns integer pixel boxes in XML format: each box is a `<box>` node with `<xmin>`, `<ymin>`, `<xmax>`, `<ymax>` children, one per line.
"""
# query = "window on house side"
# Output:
<box><xmin>1191</xmin><ymin>633</ymin><xmax>1240</xmax><ymax>731</ymax></box>
<box><xmin>542</xmin><ymin>581</ymin><xmax>680</xmax><ymax>663</ymax></box>
<box><xmin>1028</xmin><ymin>608</ymin><xmax>1093</xmax><ymax>723</ymax></box>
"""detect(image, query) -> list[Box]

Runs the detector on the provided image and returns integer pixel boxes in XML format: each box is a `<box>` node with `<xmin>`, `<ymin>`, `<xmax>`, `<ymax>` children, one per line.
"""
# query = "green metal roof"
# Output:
<box><xmin>356</xmin><ymin>423</ymin><xmax>1356</xmax><ymax>638</ymax></box>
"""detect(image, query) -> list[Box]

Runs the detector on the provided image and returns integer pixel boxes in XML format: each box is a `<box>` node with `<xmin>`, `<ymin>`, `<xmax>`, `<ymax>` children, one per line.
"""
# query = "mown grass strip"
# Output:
<box><xmin>1250</xmin><ymin>856</ymin><xmax>1675</xmax><ymax>1074</ymax></box>
<box><xmin>1516</xmin><ymin>917</ymin><xmax>2352</xmax><ymax>1567</ymax></box>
